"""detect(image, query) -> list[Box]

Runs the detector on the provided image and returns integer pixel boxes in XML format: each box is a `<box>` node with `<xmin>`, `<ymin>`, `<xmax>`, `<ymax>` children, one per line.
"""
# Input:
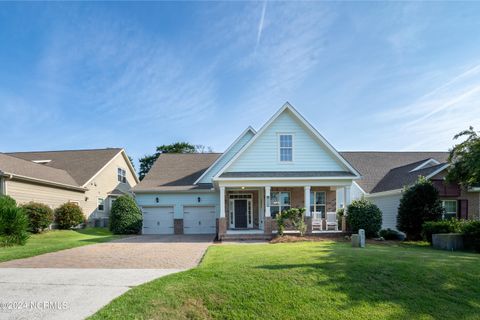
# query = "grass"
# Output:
<box><xmin>0</xmin><ymin>228</ymin><xmax>120</xmax><ymax>263</ymax></box>
<box><xmin>91</xmin><ymin>241</ymin><xmax>480</xmax><ymax>320</ymax></box>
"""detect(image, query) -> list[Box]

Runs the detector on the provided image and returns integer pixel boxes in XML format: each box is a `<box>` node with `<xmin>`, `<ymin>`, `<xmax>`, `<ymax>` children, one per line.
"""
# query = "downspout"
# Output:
<box><xmin>0</xmin><ymin>173</ymin><xmax>13</xmax><ymax>196</ymax></box>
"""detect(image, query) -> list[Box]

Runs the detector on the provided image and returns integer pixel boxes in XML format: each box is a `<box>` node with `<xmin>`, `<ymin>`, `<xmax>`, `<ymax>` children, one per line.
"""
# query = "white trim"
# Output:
<box><xmin>117</xmin><ymin>167</ymin><xmax>127</xmax><ymax>184</ymax></box>
<box><xmin>216</xmin><ymin>176</ymin><xmax>356</xmax><ymax>181</ymax></box>
<box><xmin>1</xmin><ymin>172</ymin><xmax>86</xmax><ymax>192</ymax></box>
<box><xmin>353</xmin><ymin>181</ymin><xmax>367</xmax><ymax>195</ymax></box>
<box><xmin>194</xmin><ymin>127</ymin><xmax>256</xmax><ymax>184</ymax></box>
<box><xmin>219</xmin><ymin>180</ymin><xmax>354</xmax><ymax>188</ymax></box>
<box><xmin>468</xmin><ymin>187</ymin><xmax>480</xmax><ymax>192</ymax></box>
<box><xmin>32</xmin><ymin>160</ymin><xmax>52</xmax><ymax>164</ymax></box>
<box><xmin>82</xmin><ymin>149</ymin><xmax>140</xmax><ymax>187</ymax></box>
<box><xmin>366</xmin><ymin>188</ymin><xmax>403</xmax><ymax>197</ymax></box>
<box><xmin>229</xmin><ymin>193</ymin><xmax>253</xmax><ymax>229</ymax></box>
<box><xmin>213</xmin><ymin>102</ymin><xmax>362</xmax><ymax>180</ymax></box>
<box><xmin>410</xmin><ymin>158</ymin><xmax>441</xmax><ymax>172</ymax></box>
<box><xmin>277</xmin><ymin>132</ymin><xmax>294</xmax><ymax>163</ymax></box>
<box><xmin>425</xmin><ymin>163</ymin><xmax>450</xmax><ymax>180</ymax></box>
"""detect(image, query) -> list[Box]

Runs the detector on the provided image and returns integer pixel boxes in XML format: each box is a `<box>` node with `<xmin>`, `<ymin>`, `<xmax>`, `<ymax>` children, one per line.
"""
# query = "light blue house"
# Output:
<box><xmin>133</xmin><ymin>102</ymin><xmax>478</xmax><ymax>239</ymax></box>
<box><xmin>133</xmin><ymin>103</ymin><xmax>361</xmax><ymax>239</ymax></box>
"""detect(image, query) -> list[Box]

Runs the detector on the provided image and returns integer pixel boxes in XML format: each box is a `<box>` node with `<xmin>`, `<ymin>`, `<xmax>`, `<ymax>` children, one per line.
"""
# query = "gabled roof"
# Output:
<box><xmin>213</xmin><ymin>102</ymin><xmax>361</xmax><ymax>179</ymax></box>
<box><xmin>7</xmin><ymin>148</ymin><xmax>134</xmax><ymax>186</ymax></box>
<box><xmin>340</xmin><ymin>152</ymin><xmax>449</xmax><ymax>193</ymax></box>
<box><xmin>133</xmin><ymin>153</ymin><xmax>221</xmax><ymax>192</ymax></box>
<box><xmin>194</xmin><ymin>126</ymin><xmax>256</xmax><ymax>184</ymax></box>
<box><xmin>0</xmin><ymin>153</ymin><xmax>83</xmax><ymax>190</ymax></box>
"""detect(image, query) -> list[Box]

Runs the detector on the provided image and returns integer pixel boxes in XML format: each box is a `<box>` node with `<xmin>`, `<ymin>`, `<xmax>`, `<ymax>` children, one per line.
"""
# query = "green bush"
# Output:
<box><xmin>0</xmin><ymin>195</ymin><xmax>16</xmax><ymax>209</ymax></box>
<box><xmin>55</xmin><ymin>203</ymin><xmax>85</xmax><ymax>229</ymax></box>
<box><xmin>346</xmin><ymin>199</ymin><xmax>382</xmax><ymax>238</ymax></box>
<box><xmin>22</xmin><ymin>202</ymin><xmax>54</xmax><ymax>233</ymax></box>
<box><xmin>275</xmin><ymin>207</ymin><xmax>306</xmax><ymax>236</ymax></box>
<box><xmin>379</xmin><ymin>228</ymin><xmax>404</xmax><ymax>240</ymax></box>
<box><xmin>397</xmin><ymin>177</ymin><xmax>444</xmax><ymax>240</ymax></box>
<box><xmin>0</xmin><ymin>206</ymin><xmax>29</xmax><ymax>246</ymax></box>
<box><xmin>110</xmin><ymin>195</ymin><xmax>142</xmax><ymax>234</ymax></box>
<box><xmin>462</xmin><ymin>221</ymin><xmax>480</xmax><ymax>253</ymax></box>
<box><xmin>422</xmin><ymin>219</ymin><xmax>462</xmax><ymax>243</ymax></box>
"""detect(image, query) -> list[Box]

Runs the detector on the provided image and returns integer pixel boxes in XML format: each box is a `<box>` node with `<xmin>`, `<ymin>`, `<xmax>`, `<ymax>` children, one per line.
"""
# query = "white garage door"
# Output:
<box><xmin>142</xmin><ymin>206</ymin><xmax>174</xmax><ymax>235</ymax></box>
<box><xmin>183</xmin><ymin>206</ymin><xmax>216</xmax><ymax>234</ymax></box>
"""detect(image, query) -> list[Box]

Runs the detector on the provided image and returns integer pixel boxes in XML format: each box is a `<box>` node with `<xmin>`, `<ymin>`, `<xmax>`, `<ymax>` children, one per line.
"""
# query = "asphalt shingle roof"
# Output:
<box><xmin>7</xmin><ymin>148</ymin><xmax>122</xmax><ymax>186</ymax></box>
<box><xmin>0</xmin><ymin>153</ymin><xmax>80</xmax><ymax>187</ymax></box>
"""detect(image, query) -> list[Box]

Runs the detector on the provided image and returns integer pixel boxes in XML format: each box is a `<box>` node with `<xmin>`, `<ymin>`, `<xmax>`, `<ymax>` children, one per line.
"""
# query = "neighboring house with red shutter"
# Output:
<box><xmin>134</xmin><ymin>102</ymin><xmax>479</xmax><ymax>239</ymax></box>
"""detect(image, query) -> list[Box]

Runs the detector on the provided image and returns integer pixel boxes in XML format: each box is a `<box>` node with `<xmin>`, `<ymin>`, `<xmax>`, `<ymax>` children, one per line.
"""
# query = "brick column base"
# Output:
<box><xmin>305</xmin><ymin>216</ymin><xmax>312</xmax><ymax>235</ymax></box>
<box><xmin>264</xmin><ymin>217</ymin><xmax>272</xmax><ymax>235</ymax></box>
<box><xmin>216</xmin><ymin>217</ymin><xmax>227</xmax><ymax>240</ymax></box>
<box><xmin>174</xmin><ymin>219</ymin><xmax>184</xmax><ymax>235</ymax></box>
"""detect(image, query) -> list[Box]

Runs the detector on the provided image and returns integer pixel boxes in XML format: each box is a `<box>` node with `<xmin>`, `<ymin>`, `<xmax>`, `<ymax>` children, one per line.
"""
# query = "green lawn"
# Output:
<box><xmin>0</xmin><ymin>228</ymin><xmax>119</xmax><ymax>263</ymax></box>
<box><xmin>91</xmin><ymin>241</ymin><xmax>480</xmax><ymax>320</ymax></box>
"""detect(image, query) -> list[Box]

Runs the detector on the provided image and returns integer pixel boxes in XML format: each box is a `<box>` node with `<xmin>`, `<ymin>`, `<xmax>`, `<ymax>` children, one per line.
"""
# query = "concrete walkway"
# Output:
<box><xmin>0</xmin><ymin>235</ymin><xmax>214</xmax><ymax>320</ymax></box>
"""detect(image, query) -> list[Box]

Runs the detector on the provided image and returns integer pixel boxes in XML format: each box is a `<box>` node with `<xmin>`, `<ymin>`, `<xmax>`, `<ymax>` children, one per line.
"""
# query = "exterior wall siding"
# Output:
<box><xmin>6</xmin><ymin>179</ymin><xmax>84</xmax><ymax>210</ymax></box>
<box><xmin>83</xmin><ymin>153</ymin><xmax>137</xmax><ymax>220</ymax></box>
<box><xmin>368</xmin><ymin>193</ymin><xmax>402</xmax><ymax>230</ymax></box>
<box><xmin>135</xmin><ymin>192</ymin><xmax>220</xmax><ymax>219</ymax></box>
<box><xmin>226</xmin><ymin>111</ymin><xmax>347</xmax><ymax>172</ymax></box>
<box><xmin>198</xmin><ymin>130</ymin><xmax>254</xmax><ymax>183</ymax></box>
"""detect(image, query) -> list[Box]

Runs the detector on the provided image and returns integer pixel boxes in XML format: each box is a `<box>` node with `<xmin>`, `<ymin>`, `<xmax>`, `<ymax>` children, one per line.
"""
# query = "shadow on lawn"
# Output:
<box><xmin>256</xmin><ymin>242</ymin><xmax>480</xmax><ymax>319</ymax></box>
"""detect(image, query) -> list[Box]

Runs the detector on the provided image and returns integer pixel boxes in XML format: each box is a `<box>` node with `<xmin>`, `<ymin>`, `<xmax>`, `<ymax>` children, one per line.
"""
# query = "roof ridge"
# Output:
<box><xmin>6</xmin><ymin>148</ymin><xmax>123</xmax><ymax>154</ymax></box>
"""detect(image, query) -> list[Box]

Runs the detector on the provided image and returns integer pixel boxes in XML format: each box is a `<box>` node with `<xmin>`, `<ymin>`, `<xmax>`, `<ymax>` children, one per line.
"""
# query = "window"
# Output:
<box><xmin>310</xmin><ymin>191</ymin><xmax>326</xmax><ymax>219</ymax></box>
<box><xmin>279</xmin><ymin>134</ymin><xmax>293</xmax><ymax>162</ymax></box>
<box><xmin>117</xmin><ymin>168</ymin><xmax>126</xmax><ymax>183</ymax></box>
<box><xmin>442</xmin><ymin>200</ymin><xmax>457</xmax><ymax>220</ymax></box>
<box><xmin>270</xmin><ymin>191</ymin><xmax>290</xmax><ymax>218</ymax></box>
<box><xmin>97</xmin><ymin>198</ymin><xmax>105</xmax><ymax>212</ymax></box>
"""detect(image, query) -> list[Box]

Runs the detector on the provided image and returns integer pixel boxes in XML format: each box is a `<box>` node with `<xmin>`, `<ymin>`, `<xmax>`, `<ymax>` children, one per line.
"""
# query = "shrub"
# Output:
<box><xmin>110</xmin><ymin>195</ymin><xmax>142</xmax><ymax>234</ymax></box>
<box><xmin>0</xmin><ymin>195</ymin><xmax>16</xmax><ymax>209</ymax></box>
<box><xmin>462</xmin><ymin>221</ymin><xmax>480</xmax><ymax>253</ymax></box>
<box><xmin>55</xmin><ymin>203</ymin><xmax>85</xmax><ymax>229</ymax></box>
<box><xmin>0</xmin><ymin>206</ymin><xmax>29</xmax><ymax>246</ymax></box>
<box><xmin>422</xmin><ymin>219</ymin><xmax>462</xmax><ymax>243</ymax></box>
<box><xmin>397</xmin><ymin>176</ymin><xmax>444</xmax><ymax>240</ymax></box>
<box><xmin>22</xmin><ymin>202</ymin><xmax>54</xmax><ymax>233</ymax></box>
<box><xmin>346</xmin><ymin>199</ymin><xmax>382</xmax><ymax>238</ymax></box>
<box><xmin>336</xmin><ymin>208</ymin><xmax>345</xmax><ymax>220</ymax></box>
<box><xmin>275</xmin><ymin>208</ymin><xmax>306</xmax><ymax>236</ymax></box>
<box><xmin>379</xmin><ymin>228</ymin><xmax>404</xmax><ymax>241</ymax></box>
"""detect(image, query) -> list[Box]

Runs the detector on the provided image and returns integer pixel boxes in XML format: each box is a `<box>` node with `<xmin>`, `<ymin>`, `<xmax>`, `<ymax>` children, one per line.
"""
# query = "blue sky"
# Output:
<box><xmin>1</xmin><ymin>2</ymin><xmax>480</xmax><ymax>165</ymax></box>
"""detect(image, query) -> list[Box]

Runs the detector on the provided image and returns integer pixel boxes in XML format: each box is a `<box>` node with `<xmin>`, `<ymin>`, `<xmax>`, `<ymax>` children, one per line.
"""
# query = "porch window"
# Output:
<box><xmin>97</xmin><ymin>198</ymin><xmax>105</xmax><ymax>212</ymax></box>
<box><xmin>310</xmin><ymin>191</ymin><xmax>326</xmax><ymax>219</ymax></box>
<box><xmin>279</xmin><ymin>134</ymin><xmax>293</xmax><ymax>162</ymax></box>
<box><xmin>270</xmin><ymin>191</ymin><xmax>290</xmax><ymax>218</ymax></box>
<box><xmin>441</xmin><ymin>200</ymin><xmax>457</xmax><ymax>220</ymax></box>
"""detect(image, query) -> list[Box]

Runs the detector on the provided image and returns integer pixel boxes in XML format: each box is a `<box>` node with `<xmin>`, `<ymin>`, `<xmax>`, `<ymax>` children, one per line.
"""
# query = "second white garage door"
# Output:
<box><xmin>142</xmin><ymin>206</ymin><xmax>174</xmax><ymax>235</ymax></box>
<box><xmin>183</xmin><ymin>206</ymin><xmax>216</xmax><ymax>234</ymax></box>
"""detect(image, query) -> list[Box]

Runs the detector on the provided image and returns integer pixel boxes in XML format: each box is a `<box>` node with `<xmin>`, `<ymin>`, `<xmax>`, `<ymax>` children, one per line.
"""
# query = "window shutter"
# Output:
<box><xmin>458</xmin><ymin>200</ymin><xmax>468</xmax><ymax>219</ymax></box>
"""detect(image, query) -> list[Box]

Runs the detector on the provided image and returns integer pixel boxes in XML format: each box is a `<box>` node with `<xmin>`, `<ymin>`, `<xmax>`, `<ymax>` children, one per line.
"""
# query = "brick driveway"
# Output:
<box><xmin>0</xmin><ymin>234</ymin><xmax>214</xmax><ymax>269</ymax></box>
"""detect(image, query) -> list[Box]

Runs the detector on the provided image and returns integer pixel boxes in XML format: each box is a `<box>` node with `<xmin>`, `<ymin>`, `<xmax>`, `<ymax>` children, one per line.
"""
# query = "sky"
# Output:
<box><xmin>1</xmin><ymin>2</ymin><xmax>480</xmax><ymax>167</ymax></box>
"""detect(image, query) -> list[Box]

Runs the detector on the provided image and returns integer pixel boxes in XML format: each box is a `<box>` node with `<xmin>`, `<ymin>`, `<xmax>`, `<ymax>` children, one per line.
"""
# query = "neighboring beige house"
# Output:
<box><xmin>0</xmin><ymin>148</ymin><xmax>138</xmax><ymax>225</ymax></box>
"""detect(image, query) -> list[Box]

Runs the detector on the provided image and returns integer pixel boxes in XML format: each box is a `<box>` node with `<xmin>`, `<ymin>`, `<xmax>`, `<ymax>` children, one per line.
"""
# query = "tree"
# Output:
<box><xmin>446</xmin><ymin>126</ymin><xmax>480</xmax><ymax>188</ymax></box>
<box><xmin>138</xmin><ymin>142</ymin><xmax>212</xmax><ymax>180</ymax></box>
<box><xmin>346</xmin><ymin>199</ymin><xmax>382</xmax><ymax>238</ymax></box>
<box><xmin>397</xmin><ymin>176</ymin><xmax>444</xmax><ymax>240</ymax></box>
<box><xmin>110</xmin><ymin>195</ymin><xmax>142</xmax><ymax>234</ymax></box>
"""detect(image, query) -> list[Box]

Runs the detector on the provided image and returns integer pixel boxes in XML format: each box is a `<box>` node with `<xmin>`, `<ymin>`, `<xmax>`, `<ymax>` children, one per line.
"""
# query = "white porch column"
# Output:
<box><xmin>220</xmin><ymin>186</ymin><xmax>226</xmax><ymax>218</ymax></box>
<box><xmin>304</xmin><ymin>186</ymin><xmax>311</xmax><ymax>217</ymax></box>
<box><xmin>265</xmin><ymin>186</ymin><xmax>271</xmax><ymax>217</ymax></box>
<box><xmin>343</xmin><ymin>185</ymin><xmax>351</xmax><ymax>213</ymax></box>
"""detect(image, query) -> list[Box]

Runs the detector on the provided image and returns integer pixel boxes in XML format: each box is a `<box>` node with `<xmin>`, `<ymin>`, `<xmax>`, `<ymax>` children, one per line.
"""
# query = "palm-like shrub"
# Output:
<box><xmin>397</xmin><ymin>177</ymin><xmax>443</xmax><ymax>240</ymax></box>
<box><xmin>22</xmin><ymin>202</ymin><xmax>54</xmax><ymax>233</ymax></box>
<box><xmin>0</xmin><ymin>206</ymin><xmax>29</xmax><ymax>246</ymax></box>
<box><xmin>55</xmin><ymin>203</ymin><xmax>85</xmax><ymax>229</ymax></box>
<box><xmin>110</xmin><ymin>195</ymin><xmax>142</xmax><ymax>234</ymax></box>
<box><xmin>346</xmin><ymin>199</ymin><xmax>382</xmax><ymax>238</ymax></box>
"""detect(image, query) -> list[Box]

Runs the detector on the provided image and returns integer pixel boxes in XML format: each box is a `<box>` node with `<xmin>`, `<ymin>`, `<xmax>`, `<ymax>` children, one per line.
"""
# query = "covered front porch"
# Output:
<box><xmin>217</xmin><ymin>181</ymin><xmax>352</xmax><ymax>239</ymax></box>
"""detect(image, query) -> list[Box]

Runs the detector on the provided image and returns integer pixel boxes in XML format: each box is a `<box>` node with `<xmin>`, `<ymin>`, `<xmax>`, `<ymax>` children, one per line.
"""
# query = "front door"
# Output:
<box><xmin>234</xmin><ymin>199</ymin><xmax>248</xmax><ymax>228</ymax></box>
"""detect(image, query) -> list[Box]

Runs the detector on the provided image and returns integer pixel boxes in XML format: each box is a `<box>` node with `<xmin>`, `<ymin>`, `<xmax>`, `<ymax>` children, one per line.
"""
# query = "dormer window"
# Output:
<box><xmin>117</xmin><ymin>168</ymin><xmax>126</xmax><ymax>183</ymax></box>
<box><xmin>279</xmin><ymin>134</ymin><xmax>293</xmax><ymax>162</ymax></box>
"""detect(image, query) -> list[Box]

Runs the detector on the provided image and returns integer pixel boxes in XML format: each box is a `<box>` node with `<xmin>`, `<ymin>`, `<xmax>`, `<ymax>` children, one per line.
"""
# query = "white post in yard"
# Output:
<box><xmin>304</xmin><ymin>186</ymin><xmax>311</xmax><ymax>217</ymax></box>
<box><xmin>220</xmin><ymin>186</ymin><xmax>226</xmax><ymax>218</ymax></box>
<box><xmin>265</xmin><ymin>186</ymin><xmax>271</xmax><ymax>217</ymax></box>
